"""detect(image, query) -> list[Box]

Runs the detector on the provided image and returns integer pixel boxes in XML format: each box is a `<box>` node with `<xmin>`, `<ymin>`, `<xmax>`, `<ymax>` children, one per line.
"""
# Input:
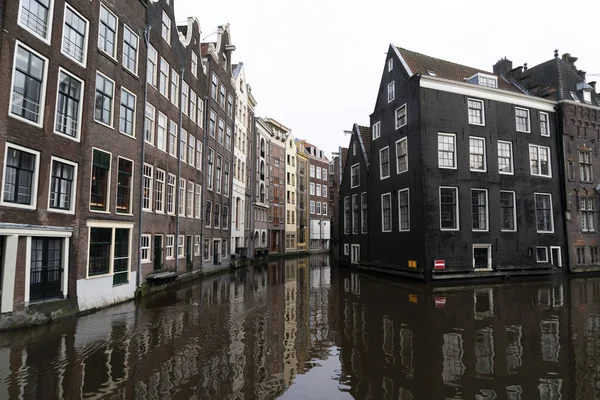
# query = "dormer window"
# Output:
<box><xmin>467</xmin><ymin>73</ymin><xmax>497</xmax><ymax>88</ymax></box>
<box><xmin>583</xmin><ymin>90</ymin><xmax>592</xmax><ymax>103</ymax></box>
<box><xmin>570</xmin><ymin>92</ymin><xmax>580</xmax><ymax>102</ymax></box>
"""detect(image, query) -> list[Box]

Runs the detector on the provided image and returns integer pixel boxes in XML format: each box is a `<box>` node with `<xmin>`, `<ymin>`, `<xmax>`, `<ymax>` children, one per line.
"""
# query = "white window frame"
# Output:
<box><xmin>157</xmin><ymin>111</ymin><xmax>167</xmax><ymax>152</ymax></box>
<box><xmin>398</xmin><ymin>188</ymin><xmax>410</xmax><ymax>232</ymax></box>
<box><xmin>395</xmin><ymin>104</ymin><xmax>407</xmax><ymax>129</ymax></box>
<box><xmin>161</xmin><ymin>10</ymin><xmax>171</xmax><ymax>44</ymax></box>
<box><xmin>379</xmin><ymin>146</ymin><xmax>390</xmax><ymax>180</ymax></box>
<box><xmin>18</xmin><ymin>0</ymin><xmax>55</xmax><ymax>44</ymax></box>
<box><xmin>195</xmin><ymin>184</ymin><xmax>201</xmax><ymax>219</ymax></box>
<box><xmin>388</xmin><ymin>58</ymin><xmax>393</xmax><ymax>72</ymax></box>
<box><xmin>9</xmin><ymin>41</ymin><xmax>49</xmax><ymax>128</ymax></box>
<box><xmin>147</xmin><ymin>45</ymin><xmax>157</xmax><ymax>86</ymax></box>
<box><xmin>1</xmin><ymin>143</ymin><xmax>41</xmax><ymax>210</ymax></box>
<box><xmin>396</xmin><ymin>137</ymin><xmax>408</xmax><ymax>174</ymax></box>
<box><xmin>122</xmin><ymin>25</ymin><xmax>139</xmax><ymax>76</ymax></box>
<box><xmin>536</xmin><ymin>247</ymin><xmax>549</xmax><ymax>263</ymax></box>
<box><xmin>535</xmin><ymin>193</ymin><xmax>554</xmax><ymax>233</ymax></box>
<box><xmin>168</xmin><ymin>120</ymin><xmax>177</xmax><ymax>157</ymax></box>
<box><xmin>539</xmin><ymin>112</ymin><xmax>550</xmax><ymax>137</ymax></box>
<box><xmin>85</xmin><ymin>222</ymin><xmax>133</xmax><ymax>280</ymax></box>
<box><xmin>438</xmin><ymin>132</ymin><xmax>457</xmax><ymax>169</ymax></box>
<box><xmin>177</xmin><ymin>235</ymin><xmax>184</xmax><ymax>259</ymax></box>
<box><xmin>61</xmin><ymin>4</ymin><xmax>89</xmax><ymax>67</ymax></box>
<box><xmin>372</xmin><ymin>121</ymin><xmax>381</xmax><ymax>140</ymax></box>
<box><xmin>94</xmin><ymin>71</ymin><xmax>115</xmax><ymax>129</ymax></box>
<box><xmin>381</xmin><ymin>192</ymin><xmax>392</xmax><ymax>233</ymax></box>
<box><xmin>471</xmin><ymin>188</ymin><xmax>489</xmax><ymax>232</ymax></box>
<box><xmin>159</xmin><ymin>57</ymin><xmax>169</xmax><ymax>98</ymax></box>
<box><xmin>114</xmin><ymin>156</ymin><xmax>133</xmax><ymax>215</ymax></box>
<box><xmin>322</xmin><ymin>202</ymin><xmax>327</xmax><ymax>216</ymax></box>
<box><xmin>351</xmin><ymin>244</ymin><xmax>360</xmax><ymax>264</ymax></box>
<box><xmin>472</xmin><ymin>244</ymin><xmax>492</xmax><ymax>271</ymax></box>
<box><xmin>310</xmin><ymin>200</ymin><xmax>315</xmax><ymax>214</ymax></box>
<box><xmin>154</xmin><ymin>168</ymin><xmax>165</xmax><ymax>214</ymax></box>
<box><xmin>165</xmin><ymin>235</ymin><xmax>175</xmax><ymax>260</ymax></box>
<box><xmin>439</xmin><ymin>186</ymin><xmax>459</xmax><ymax>231</ymax></box>
<box><xmin>467</xmin><ymin>98</ymin><xmax>485</xmax><ymax>126</ymax></box>
<box><xmin>310</xmin><ymin>165</ymin><xmax>315</xmax><ymax>178</ymax></box>
<box><xmin>500</xmin><ymin>190</ymin><xmax>517</xmax><ymax>232</ymax></box>
<box><xmin>47</xmin><ymin>155</ymin><xmax>78</xmax><ymax>214</ymax></box>
<box><xmin>170</xmin><ymin>68</ymin><xmax>179</xmax><ymax>107</ymax></box>
<box><xmin>515</xmin><ymin>107</ymin><xmax>531</xmax><ymax>133</ymax></box>
<box><xmin>98</xmin><ymin>4</ymin><xmax>118</xmax><ymax>59</ymax></box>
<box><xmin>53</xmin><ymin>67</ymin><xmax>85</xmax><ymax>142</ymax></box>
<box><xmin>166</xmin><ymin>173</ymin><xmax>176</xmax><ymax>215</ymax></box>
<box><xmin>344</xmin><ymin>244</ymin><xmax>349</xmax><ymax>256</ymax></box>
<box><xmin>141</xmin><ymin>234</ymin><xmax>151</xmax><ymax>263</ymax></box>
<box><xmin>387</xmin><ymin>81</ymin><xmax>395</xmax><ymax>103</ymax></box>
<box><xmin>529</xmin><ymin>144</ymin><xmax>552</xmax><ymax>178</ymax></box>
<box><xmin>191</xmin><ymin>52</ymin><xmax>198</xmax><ymax>78</ymax></box>
<box><xmin>316</xmin><ymin>201</ymin><xmax>321</xmax><ymax>215</ymax></box>
<box><xmin>119</xmin><ymin>87</ymin><xmax>137</xmax><ymax>137</ymax></box>
<box><xmin>187</xmin><ymin>180</ymin><xmax>194</xmax><ymax>218</ymax></box>
<box><xmin>142</xmin><ymin>163</ymin><xmax>153</xmax><ymax>212</ymax></box>
<box><xmin>194</xmin><ymin>235</ymin><xmax>201</xmax><ymax>256</ymax></box>
<box><xmin>144</xmin><ymin>102</ymin><xmax>155</xmax><ymax>145</ymax></box>
<box><xmin>469</xmin><ymin>136</ymin><xmax>486</xmax><ymax>172</ymax></box>
<box><xmin>351</xmin><ymin>163</ymin><xmax>359</xmax><ymax>188</ymax></box>
<box><xmin>498</xmin><ymin>140</ymin><xmax>514</xmax><ymax>175</ymax></box>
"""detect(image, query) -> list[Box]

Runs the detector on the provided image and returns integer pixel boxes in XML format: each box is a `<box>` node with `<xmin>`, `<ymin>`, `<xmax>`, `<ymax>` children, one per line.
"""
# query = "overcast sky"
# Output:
<box><xmin>176</xmin><ymin>0</ymin><xmax>600</xmax><ymax>158</ymax></box>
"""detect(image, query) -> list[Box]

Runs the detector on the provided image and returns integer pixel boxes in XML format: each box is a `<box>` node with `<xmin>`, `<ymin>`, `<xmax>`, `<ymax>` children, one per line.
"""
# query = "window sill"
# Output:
<box><xmin>48</xmin><ymin>208</ymin><xmax>76</xmax><ymax>215</ymax></box>
<box><xmin>98</xmin><ymin>48</ymin><xmax>118</xmax><ymax>64</ymax></box>
<box><xmin>53</xmin><ymin>130</ymin><xmax>81</xmax><ymax>143</ymax></box>
<box><xmin>0</xmin><ymin>201</ymin><xmax>37</xmax><ymax>210</ymax></box>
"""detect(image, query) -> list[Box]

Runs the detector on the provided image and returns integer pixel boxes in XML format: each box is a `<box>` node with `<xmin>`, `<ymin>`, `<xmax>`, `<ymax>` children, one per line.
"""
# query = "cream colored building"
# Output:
<box><xmin>285</xmin><ymin>131</ymin><xmax>298</xmax><ymax>253</ymax></box>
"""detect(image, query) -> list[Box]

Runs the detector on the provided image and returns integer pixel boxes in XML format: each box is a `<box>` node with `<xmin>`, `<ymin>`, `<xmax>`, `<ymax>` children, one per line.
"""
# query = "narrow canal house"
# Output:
<box><xmin>296</xmin><ymin>140</ymin><xmax>309</xmax><ymax>253</ymax></box>
<box><xmin>328</xmin><ymin>146</ymin><xmax>347</xmax><ymax>259</ymax></box>
<box><xmin>338</xmin><ymin>125</ymin><xmax>371</xmax><ymax>265</ymax></box>
<box><xmin>302</xmin><ymin>141</ymin><xmax>331</xmax><ymax>253</ymax></box>
<box><xmin>339</xmin><ymin>45</ymin><xmax>566</xmax><ymax>280</ymax></box>
<box><xmin>0</xmin><ymin>0</ymin><xmax>149</xmax><ymax>314</ymax></box>
<box><xmin>514</xmin><ymin>52</ymin><xmax>600</xmax><ymax>274</ymax></box>
<box><xmin>285</xmin><ymin>131</ymin><xmax>298</xmax><ymax>254</ymax></box>
<box><xmin>201</xmin><ymin>25</ymin><xmax>236</xmax><ymax>271</ymax></box>
<box><xmin>253</xmin><ymin>118</ymin><xmax>271</xmax><ymax>256</ymax></box>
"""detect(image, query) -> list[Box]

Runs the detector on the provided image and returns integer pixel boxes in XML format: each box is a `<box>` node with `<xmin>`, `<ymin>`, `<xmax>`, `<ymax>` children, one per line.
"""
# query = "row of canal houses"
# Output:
<box><xmin>0</xmin><ymin>0</ymin><xmax>331</xmax><ymax>325</ymax></box>
<box><xmin>337</xmin><ymin>45</ymin><xmax>600</xmax><ymax>280</ymax></box>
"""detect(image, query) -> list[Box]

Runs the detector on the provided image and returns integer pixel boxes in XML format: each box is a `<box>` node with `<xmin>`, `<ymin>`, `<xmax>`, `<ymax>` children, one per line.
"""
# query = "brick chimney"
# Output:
<box><xmin>590</xmin><ymin>81</ymin><xmax>597</xmax><ymax>93</ymax></box>
<box><xmin>493</xmin><ymin>57</ymin><xmax>513</xmax><ymax>77</ymax></box>
<box><xmin>562</xmin><ymin>53</ymin><xmax>586</xmax><ymax>80</ymax></box>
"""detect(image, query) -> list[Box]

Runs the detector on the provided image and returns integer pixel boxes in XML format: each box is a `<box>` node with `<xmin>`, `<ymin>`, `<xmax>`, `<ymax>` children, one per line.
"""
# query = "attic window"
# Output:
<box><xmin>467</xmin><ymin>73</ymin><xmax>498</xmax><ymax>88</ymax></box>
<box><xmin>427</xmin><ymin>70</ymin><xmax>436</xmax><ymax>76</ymax></box>
<box><xmin>570</xmin><ymin>92</ymin><xmax>580</xmax><ymax>102</ymax></box>
<box><xmin>583</xmin><ymin>90</ymin><xmax>592</xmax><ymax>103</ymax></box>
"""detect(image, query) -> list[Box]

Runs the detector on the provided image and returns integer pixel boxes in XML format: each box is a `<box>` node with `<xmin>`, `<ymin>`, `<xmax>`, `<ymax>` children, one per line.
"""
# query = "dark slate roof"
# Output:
<box><xmin>341</xmin><ymin>148</ymin><xmax>348</xmax><ymax>172</ymax></box>
<box><xmin>521</xmin><ymin>57</ymin><xmax>600</xmax><ymax>105</ymax></box>
<box><xmin>357</xmin><ymin>125</ymin><xmax>371</xmax><ymax>164</ymax></box>
<box><xmin>396</xmin><ymin>47</ymin><xmax>523</xmax><ymax>93</ymax></box>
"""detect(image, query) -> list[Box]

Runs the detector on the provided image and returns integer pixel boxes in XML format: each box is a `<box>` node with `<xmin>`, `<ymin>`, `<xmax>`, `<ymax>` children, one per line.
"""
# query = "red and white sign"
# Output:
<box><xmin>434</xmin><ymin>297</ymin><xmax>447</xmax><ymax>308</ymax></box>
<box><xmin>434</xmin><ymin>260</ymin><xmax>445</xmax><ymax>270</ymax></box>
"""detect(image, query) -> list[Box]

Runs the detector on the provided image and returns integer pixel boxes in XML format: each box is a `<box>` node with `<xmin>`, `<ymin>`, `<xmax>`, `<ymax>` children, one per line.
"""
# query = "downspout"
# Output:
<box><xmin>200</xmin><ymin>87</ymin><xmax>209</xmax><ymax>266</ymax></box>
<box><xmin>175</xmin><ymin>67</ymin><xmax>185</xmax><ymax>271</ymax></box>
<box><xmin>137</xmin><ymin>24</ymin><xmax>151</xmax><ymax>289</ymax></box>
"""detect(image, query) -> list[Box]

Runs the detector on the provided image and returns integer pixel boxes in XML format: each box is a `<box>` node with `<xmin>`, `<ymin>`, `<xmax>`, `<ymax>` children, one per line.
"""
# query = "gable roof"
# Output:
<box><xmin>341</xmin><ymin>147</ymin><xmax>348</xmax><ymax>172</ymax></box>
<box><xmin>357</xmin><ymin>125</ymin><xmax>371</xmax><ymax>164</ymax></box>
<box><xmin>396</xmin><ymin>47</ymin><xmax>523</xmax><ymax>93</ymax></box>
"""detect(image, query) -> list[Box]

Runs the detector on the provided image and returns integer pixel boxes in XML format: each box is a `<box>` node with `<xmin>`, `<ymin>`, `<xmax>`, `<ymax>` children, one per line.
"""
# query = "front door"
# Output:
<box><xmin>473</xmin><ymin>245</ymin><xmax>491</xmax><ymax>270</ymax></box>
<box><xmin>30</xmin><ymin>238</ymin><xmax>63</xmax><ymax>302</ymax></box>
<box><xmin>154</xmin><ymin>235</ymin><xmax>163</xmax><ymax>271</ymax></box>
<box><xmin>186</xmin><ymin>236</ymin><xmax>193</xmax><ymax>271</ymax></box>
<box><xmin>213</xmin><ymin>240</ymin><xmax>220</xmax><ymax>265</ymax></box>
<box><xmin>551</xmin><ymin>247</ymin><xmax>561</xmax><ymax>268</ymax></box>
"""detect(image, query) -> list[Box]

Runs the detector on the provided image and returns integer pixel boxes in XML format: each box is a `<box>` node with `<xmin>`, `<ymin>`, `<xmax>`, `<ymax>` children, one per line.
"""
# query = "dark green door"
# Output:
<box><xmin>154</xmin><ymin>236</ymin><xmax>162</xmax><ymax>271</ymax></box>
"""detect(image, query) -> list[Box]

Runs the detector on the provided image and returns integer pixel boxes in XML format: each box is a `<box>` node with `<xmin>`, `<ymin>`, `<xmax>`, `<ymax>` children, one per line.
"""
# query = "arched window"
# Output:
<box><xmin>260</xmin><ymin>139</ymin><xmax>265</xmax><ymax>157</ymax></box>
<box><xmin>261</xmin><ymin>232</ymin><xmax>266</xmax><ymax>246</ymax></box>
<box><xmin>260</xmin><ymin>183</ymin><xmax>265</xmax><ymax>203</ymax></box>
<box><xmin>260</xmin><ymin>160</ymin><xmax>265</xmax><ymax>180</ymax></box>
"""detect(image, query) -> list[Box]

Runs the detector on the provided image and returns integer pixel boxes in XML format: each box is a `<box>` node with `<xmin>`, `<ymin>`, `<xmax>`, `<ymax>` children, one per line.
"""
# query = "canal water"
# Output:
<box><xmin>0</xmin><ymin>255</ymin><xmax>598</xmax><ymax>399</ymax></box>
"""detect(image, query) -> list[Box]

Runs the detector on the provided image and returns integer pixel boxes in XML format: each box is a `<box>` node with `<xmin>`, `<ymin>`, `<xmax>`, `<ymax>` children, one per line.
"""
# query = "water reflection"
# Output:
<box><xmin>3</xmin><ymin>259</ymin><xmax>600</xmax><ymax>399</ymax></box>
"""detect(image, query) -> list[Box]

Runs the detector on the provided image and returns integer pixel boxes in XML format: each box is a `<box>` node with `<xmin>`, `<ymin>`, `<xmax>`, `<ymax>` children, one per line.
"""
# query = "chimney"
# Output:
<box><xmin>561</xmin><ymin>53</ymin><xmax>586</xmax><ymax>81</ymax></box>
<box><xmin>493</xmin><ymin>57</ymin><xmax>513</xmax><ymax>76</ymax></box>
<box><xmin>590</xmin><ymin>81</ymin><xmax>597</xmax><ymax>93</ymax></box>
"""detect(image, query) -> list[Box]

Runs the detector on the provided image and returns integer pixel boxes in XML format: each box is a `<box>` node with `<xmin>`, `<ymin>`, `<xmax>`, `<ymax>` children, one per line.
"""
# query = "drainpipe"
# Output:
<box><xmin>200</xmin><ymin>94</ymin><xmax>209</xmax><ymax>268</ymax></box>
<box><xmin>175</xmin><ymin>67</ymin><xmax>185</xmax><ymax>271</ymax></box>
<box><xmin>137</xmin><ymin>24</ymin><xmax>151</xmax><ymax>289</ymax></box>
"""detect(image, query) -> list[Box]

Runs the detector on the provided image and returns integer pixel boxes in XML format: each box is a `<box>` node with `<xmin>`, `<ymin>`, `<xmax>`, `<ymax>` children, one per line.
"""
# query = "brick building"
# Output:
<box><xmin>296</xmin><ymin>140</ymin><xmax>309</xmax><ymax>253</ymax></box>
<box><xmin>302</xmin><ymin>142</ymin><xmax>330</xmax><ymax>252</ymax></box>
<box><xmin>253</xmin><ymin>118</ymin><xmax>271</xmax><ymax>256</ymax></box>
<box><xmin>329</xmin><ymin>145</ymin><xmax>347</xmax><ymax>259</ymax></box>
<box><xmin>263</xmin><ymin>118</ymin><xmax>287</xmax><ymax>255</ymax></box>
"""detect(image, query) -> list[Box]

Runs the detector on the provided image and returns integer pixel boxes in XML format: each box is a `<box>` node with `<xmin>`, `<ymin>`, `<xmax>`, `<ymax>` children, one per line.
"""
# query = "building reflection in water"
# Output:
<box><xmin>3</xmin><ymin>260</ymin><xmax>600</xmax><ymax>399</ymax></box>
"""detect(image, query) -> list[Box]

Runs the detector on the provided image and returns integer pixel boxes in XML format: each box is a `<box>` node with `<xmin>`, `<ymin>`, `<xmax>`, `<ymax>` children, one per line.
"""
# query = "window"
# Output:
<box><xmin>197</xmin><ymin>96</ymin><xmax>204</xmax><ymax>128</ymax></box>
<box><xmin>579</xmin><ymin>151</ymin><xmax>592</xmax><ymax>182</ymax></box>
<box><xmin>581</xmin><ymin>197</ymin><xmax>595</xmax><ymax>232</ymax></box>
<box><xmin>223</xmin><ymin>206</ymin><xmax>229</xmax><ymax>228</ymax></box>
<box><xmin>396</xmin><ymin>137</ymin><xmax>408</xmax><ymax>173</ymax></box>
<box><xmin>469</xmin><ymin>137</ymin><xmax>486</xmax><ymax>172</ymax></box>
<box><xmin>360</xmin><ymin>193</ymin><xmax>368</xmax><ymax>233</ymax></box>
<box><xmin>535</xmin><ymin>193</ymin><xmax>553</xmax><ymax>233</ymax></box>
<box><xmin>500</xmin><ymin>191</ymin><xmax>516</xmax><ymax>231</ymax></box>
<box><xmin>498</xmin><ymin>141</ymin><xmax>513</xmax><ymax>174</ymax></box>
<box><xmin>316</xmin><ymin>167</ymin><xmax>321</xmax><ymax>180</ymax></box>
<box><xmin>88</xmin><ymin>226</ymin><xmax>131</xmax><ymax>285</ymax></box>
<box><xmin>351</xmin><ymin>164</ymin><xmax>359</xmax><ymax>188</ymax></box>
<box><xmin>571</xmin><ymin>92</ymin><xmax>580</xmax><ymax>102</ymax></box>
<box><xmin>352</xmin><ymin>195</ymin><xmax>359</xmax><ymax>234</ymax></box>
<box><xmin>119</xmin><ymin>88</ymin><xmax>136</xmax><ymax>136</ymax></box>
<box><xmin>316</xmin><ymin>184</ymin><xmax>321</xmax><ymax>197</ymax></box>
<box><xmin>576</xmin><ymin>247</ymin><xmax>585</xmax><ymax>264</ymax></box>
<box><xmin>344</xmin><ymin>197</ymin><xmax>350</xmax><ymax>234</ymax></box>
<box><xmin>165</xmin><ymin>235</ymin><xmax>174</xmax><ymax>259</ymax></box>
<box><xmin>161</xmin><ymin>11</ymin><xmax>170</xmax><ymax>43</ymax></box>
<box><xmin>116</xmin><ymin>157</ymin><xmax>132</xmax><ymax>214</ymax></box>
<box><xmin>344</xmin><ymin>244</ymin><xmax>349</xmax><ymax>255</ymax></box>
<box><xmin>209</xmin><ymin>110</ymin><xmax>216</xmax><ymax>137</ymax></box>
<box><xmin>591</xmin><ymin>247</ymin><xmax>599</xmax><ymax>264</ymax></box>
<box><xmin>142</xmin><ymin>163</ymin><xmax>152</xmax><ymax>211</ymax></box>
<box><xmin>568</xmin><ymin>161</ymin><xmax>575</xmax><ymax>181</ymax></box>
<box><xmin>322</xmin><ymin>203</ymin><xmax>327</xmax><ymax>216</ymax></box>
<box><xmin>90</xmin><ymin>149</ymin><xmax>111</xmax><ymax>211</ymax></box>
<box><xmin>205</xmin><ymin>200</ymin><xmax>212</xmax><ymax>227</ymax></box>
<box><xmin>190</xmin><ymin>91</ymin><xmax>197</xmax><ymax>122</ymax></box>
<box><xmin>122</xmin><ymin>25</ymin><xmax>138</xmax><ymax>74</ymax></box>
<box><xmin>322</xmin><ymin>185</ymin><xmax>327</xmax><ymax>198</ymax></box>
<box><xmin>471</xmin><ymin>189</ymin><xmax>488</xmax><ymax>231</ymax></box>
<box><xmin>387</xmin><ymin>82</ymin><xmax>395</xmax><ymax>102</ymax></box>
<box><xmin>380</xmin><ymin>147</ymin><xmax>390</xmax><ymax>179</ymax></box>
<box><xmin>440</xmin><ymin>187</ymin><xmax>459</xmax><ymax>230</ymax></box>
<box><xmin>373</xmin><ymin>121</ymin><xmax>381</xmax><ymax>140</ymax></box>
<box><xmin>10</xmin><ymin>43</ymin><xmax>48</xmax><ymax>125</ymax></box>
<box><xmin>141</xmin><ymin>235</ymin><xmax>150</xmax><ymax>263</ymax></box>
<box><xmin>94</xmin><ymin>72</ymin><xmax>114</xmax><ymax>126</ymax></box>
<box><xmin>170</xmin><ymin>69</ymin><xmax>179</xmax><ymax>107</ymax></box>
<box><xmin>399</xmin><ymin>189</ymin><xmax>410</xmax><ymax>231</ymax></box>
<box><xmin>157</xmin><ymin>112</ymin><xmax>167</xmax><ymax>151</ymax></box>
<box><xmin>438</xmin><ymin>133</ymin><xmax>456</xmax><ymax>169</ymax></box>
<box><xmin>191</xmin><ymin>52</ymin><xmax>198</xmax><ymax>78</ymax></box>
<box><xmin>203</xmin><ymin>238</ymin><xmax>210</xmax><ymax>260</ymax></box>
<box><xmin>179</xmin><ymin>128</ymin><xmax>187</xmax><ymax>163</ymax></box>
<box><xmin>166</xmin><ymin>173</ymin><xmax>176</xmax><ymax>215</ymax></box>
<box><xmin>352</xmin><ymin>142</ymin><xmax>356</xmax><ymax>156</ymax></box>
<box><xmin>159</xmin><ymin>58</ymin><xmax>169</xmax><ymax>98</ymax></box>
<box><xmin>181</xmin><ymin>81</ymin><xmax>189</xmax><ymax>115</ymax></box>
<box><xmin>224</xmin><ymin>161</ymin><xmax>230</xmax><ymax>197</ymax></box>
<box><xmin>195</xmin><ymin>184</ymin><xmax>201</xmax><ymax>218</ymax></box>
<box><xmin>61</xmin><ymin>5</ymin><xmax>88</xmax><ymax>65</ymax></box>
<box><xmin>177</xmin><ymin>235</ymin><xmax>184</xmax><ymax>259</ymax></box>
<box><xmin>19</xmin><ymin>0</ymin><xmax>53</xmax><ymax>41</ymax></box>
<box><xmin>55</xmin><ymin>69</ymin><xmax>83</xmax><ymax>139</ymax></box>
<box><xmin>214</xmin><ymin>203</ymin><xmax>221</xmax><ymax>228</ymax></box>
<box><xmin>219</xmin><ymin>84</ymin><xmax>226</xmax><ymax>109</ymax></box>
<box><xmin>540</xmin><ymin>112</ymin><xmax>549</xmax><ymax>136</ymax></box>
<box><xmin>1</xmin><ymin>144</ymin><xmax>39</xmax><ymax>208</ymax></box>
<box><xmin>393</xmin><ymin>105</ymin><xmax>409</xmax><ymax>134</ymax></box>
<box><xmin>142</xmin><ymin>103</ymin><xmax>156</xmax><ymax>146</ymax></box>
<box><xmin>529</xmin><ymin>145</ymin><xmax>551</xmax><ymax>177</ymax></box>
<box><xmin>536</xmin><ymin>247</ymin><xmax>548</xmax><ymax>263</ymax></box>
<box><xmin>178</xmin><ymin>178</ymin><xmax>185</xmax><ymax>216</ymax></box>
<box><xmin>211</xmin><ymin>73</ymin><xmax>218</xmax><ymax>100</ymax></box>
<box><xmin>188</xmin><ymin>135</ymin><xmax>195</xmax><ymax>166</ymax></box>
<box><xmin>322</xmin><ymin>168</ymin><xmax>327</xmax><ymax>180</ymax></box>
<box><xmin>515</xmin><ymin>107</ymin><xmax>530</xmax><ymax>133</ymax></box>
<box><xmin>196</xmin><ymin>141</ymin><xmax>202</xmax><ymax>171</ymax></box>
<box><xmin>155</xmin><ymin>168</ymin><xmax>165</xmax><ymax>213</ymax></box>
<box><xmin>187</xmin><ymin>181</ymin><xmax>194</xmax><ymax>217</ymax></box>
<box><xmin>310</xmin><ymin>200</ymin><xmax>316</xmax><ymax>215</ymax></box>
<box><xmin>168</xmin><ymin>120</ymin><xmax>177</xmax><ymax>157</ymax></box>
<box><xmin>316</xmin><ymin>201</ymin><xmax>321</xmax><ymax>215</ymax></box>
<box><xmin>310</xmin><ymin>165</ymin><xmax>315</xmax><ymax>178</ymax></box>
<box><xmin>227</xmin><ymin>93</ymin><xmax>233</xmax><ymax>118</ymax></box>
<box><xmin>147</xmin><ymin>45</ymin><xmax>157</xmax><ymax>85</ymax></box>
<box><xmin>468</xmin><ymin>99</ymin><xmax>485</xmax><ymax>125</ymax></box>
<box><xmin>48</xmin><ymin>157</ymin><xmax>76</xmax><ymax>212</ymax></box>
<box><xmin>194</xmin><ymin>235</ymin><xmax>201</xmax><ymax>256</ymax></box>
<box><xmin>226</xmin><ymin>126</ymin><xmax>232</xmax><ymax>151</ymax></box>
<box><xmin>388</xmin><ymin>58</ymin><xmax>393</xmax><ymax>71</ymax></box>
<box><xmin>216</xmin><ymin>155</ymin><xmax>222</xmax><ymax>193</ymax></box>
<box><xmin>207</xmin><ymin>148</ymin><xmax>214</xmax><ymax>190</ymax></box>
<box><xmin>309</xmin><ymin>182</ymin><xmax>315</xmax><ymax>195</ymax></box>
<box><xmin>381</xmin><ymin>193</ymin><xmax>392</xmax><ymax>232</ymax></box>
